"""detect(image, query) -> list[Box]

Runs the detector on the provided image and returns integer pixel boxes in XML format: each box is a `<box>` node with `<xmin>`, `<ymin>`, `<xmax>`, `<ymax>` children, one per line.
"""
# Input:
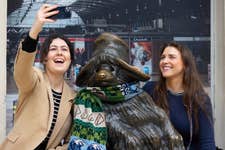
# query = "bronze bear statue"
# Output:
<box><xmin>69</xmin><ymin>33</ymin><xmax>184</xmax><ymax>150</ymax></box>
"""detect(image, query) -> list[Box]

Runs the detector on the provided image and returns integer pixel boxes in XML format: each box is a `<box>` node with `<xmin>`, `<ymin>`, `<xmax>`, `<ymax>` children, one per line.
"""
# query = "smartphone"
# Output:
<box><xmin>49</xmin><ymin>6</ymin><xmax>72</xmax><ymax>19</ymax></box>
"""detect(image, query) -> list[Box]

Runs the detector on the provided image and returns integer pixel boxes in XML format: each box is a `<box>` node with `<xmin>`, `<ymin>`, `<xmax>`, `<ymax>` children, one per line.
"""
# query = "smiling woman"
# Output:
<box><xmin>40</xmin><ymin>35</ymin><xmax>74</xmax><ymax>77</ymax></box>
<box><xmin>143</xmin><ymin>42</ymin><xmax>216</xmax><ymax>150</ymax></box>
<box><xmin>0</xmin><ymin>4</ymin><xmax>76</xmax><ymax>150</ymax></box>
<box><xmin>159</xmin><ymin>45</ymin><xmax>185</xmax><ymax>83</ymax></box>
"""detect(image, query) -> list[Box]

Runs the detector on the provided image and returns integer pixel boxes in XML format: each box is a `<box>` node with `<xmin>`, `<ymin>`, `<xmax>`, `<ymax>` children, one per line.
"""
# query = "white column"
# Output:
<box><xmin>211</xmin><ymin>0</ymin><xmax>225</xmax><ymax>149</ymax></box>
<box><xmin>0</xmin><ymin>0</ymin><xmax>7</xmax><ymax>143</ymax></box>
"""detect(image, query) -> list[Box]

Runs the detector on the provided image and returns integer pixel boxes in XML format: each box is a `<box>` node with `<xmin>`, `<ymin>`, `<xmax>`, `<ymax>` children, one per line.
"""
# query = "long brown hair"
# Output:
<box><xmin>153</xmin><ymin>42</ymin><xmax>212</xmax><ymax>133</ymax></box>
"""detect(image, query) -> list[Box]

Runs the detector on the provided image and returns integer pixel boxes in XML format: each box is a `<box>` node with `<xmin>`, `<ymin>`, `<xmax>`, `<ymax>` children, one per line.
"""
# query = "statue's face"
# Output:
<box><xmin>91</xmin><ymin>64</ymin><xmax>118</xmax><ymax>87</ymax></box>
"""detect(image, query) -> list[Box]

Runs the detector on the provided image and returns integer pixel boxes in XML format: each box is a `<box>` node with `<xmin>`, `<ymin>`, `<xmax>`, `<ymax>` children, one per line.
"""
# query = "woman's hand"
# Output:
<box><xmin>29</xmin><ymin>4</ymin><xmax>59</xmax><ymax>39</ymax></box>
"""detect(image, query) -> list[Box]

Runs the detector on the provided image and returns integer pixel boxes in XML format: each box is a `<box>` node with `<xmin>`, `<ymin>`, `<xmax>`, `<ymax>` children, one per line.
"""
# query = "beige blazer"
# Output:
<box><xmin>0</xmin><ymin>44</ymin><xmax>76</xmax><ymax>150</ymax></box>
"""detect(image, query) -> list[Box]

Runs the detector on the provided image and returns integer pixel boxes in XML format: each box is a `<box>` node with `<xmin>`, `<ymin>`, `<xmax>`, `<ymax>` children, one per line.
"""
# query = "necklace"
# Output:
<box><xmin>167</xmin><ymin>88</ymin><xmax>184</xmax><ymax>95</ymax></box>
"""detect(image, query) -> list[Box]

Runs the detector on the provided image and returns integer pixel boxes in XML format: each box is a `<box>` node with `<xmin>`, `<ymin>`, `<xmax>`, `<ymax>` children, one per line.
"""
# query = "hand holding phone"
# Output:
<box><xmin>48</xmin><ymin>6</ymin><xmax>72</xmax><ymax>19</ymax></box>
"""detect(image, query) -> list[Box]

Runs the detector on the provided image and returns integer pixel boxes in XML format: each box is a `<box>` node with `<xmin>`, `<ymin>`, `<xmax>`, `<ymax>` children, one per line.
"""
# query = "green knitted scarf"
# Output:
<box><xmin>71</xmin><ymin>82</ymin><xmax>141</xmax><ymax>148</ymax></box>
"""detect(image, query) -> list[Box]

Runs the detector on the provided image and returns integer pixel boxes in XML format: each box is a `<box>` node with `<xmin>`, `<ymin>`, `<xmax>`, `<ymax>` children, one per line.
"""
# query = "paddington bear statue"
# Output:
<box><xmin>68</xmin><ymin>33</ymin><xmax>184</xmax><ymax>150</ymax></box>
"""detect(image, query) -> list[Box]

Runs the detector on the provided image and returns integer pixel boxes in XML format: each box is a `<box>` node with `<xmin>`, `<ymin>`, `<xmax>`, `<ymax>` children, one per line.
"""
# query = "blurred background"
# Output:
<box><xmin>6</xmin><ymin>0</ymin><xmax>210</xmax><ymax>135</ymax></box>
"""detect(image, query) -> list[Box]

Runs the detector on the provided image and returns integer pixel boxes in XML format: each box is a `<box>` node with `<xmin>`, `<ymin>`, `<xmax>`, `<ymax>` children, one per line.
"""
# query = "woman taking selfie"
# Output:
<box><xmin>0</xmin><ymin>4</ymin><xmax>75</xmax><ymax>150</ymax></box>
<box><xmin>143</xmin><ymin>42</ymin><xmax>216</xmax><ymax>150</ymax></box>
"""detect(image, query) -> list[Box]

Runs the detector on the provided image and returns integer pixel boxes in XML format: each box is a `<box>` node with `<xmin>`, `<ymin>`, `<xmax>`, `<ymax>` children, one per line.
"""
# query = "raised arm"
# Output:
<box><xmin>14</xmin><ymin>4</ymin><xmax>59</xmax><ymax>93</ymax></box>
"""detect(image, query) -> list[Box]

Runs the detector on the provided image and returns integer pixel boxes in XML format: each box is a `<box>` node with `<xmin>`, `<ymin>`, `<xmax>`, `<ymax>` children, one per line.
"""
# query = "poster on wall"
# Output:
<box><xmin>130</xmin><ymin>41</ymin><xmax>152</xmax><ymax>77</ymax></box>
<box><xmin>74</xmin><ymin>39</ymin><xmax>86</xmax><ymax>66</ymax></box>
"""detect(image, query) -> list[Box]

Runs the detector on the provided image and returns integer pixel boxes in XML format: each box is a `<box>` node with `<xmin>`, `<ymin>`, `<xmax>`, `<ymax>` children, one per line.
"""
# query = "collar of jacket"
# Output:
<box><xmin>43</xmin><ymin>73</ymin><xmax>75</xmax><ymax>148</ymax></box>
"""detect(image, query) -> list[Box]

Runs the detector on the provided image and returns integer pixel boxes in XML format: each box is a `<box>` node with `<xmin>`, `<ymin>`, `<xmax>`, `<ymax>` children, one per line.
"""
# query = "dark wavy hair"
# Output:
<box><xmin>153</xmin><ymin>41</ymin><xmax>212</xmax><ymax>133</ymax></box>
<box><xmin>40</xmin><ymin>33</ymin><xmax>74</xmax><ymax>67</ymax></box>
